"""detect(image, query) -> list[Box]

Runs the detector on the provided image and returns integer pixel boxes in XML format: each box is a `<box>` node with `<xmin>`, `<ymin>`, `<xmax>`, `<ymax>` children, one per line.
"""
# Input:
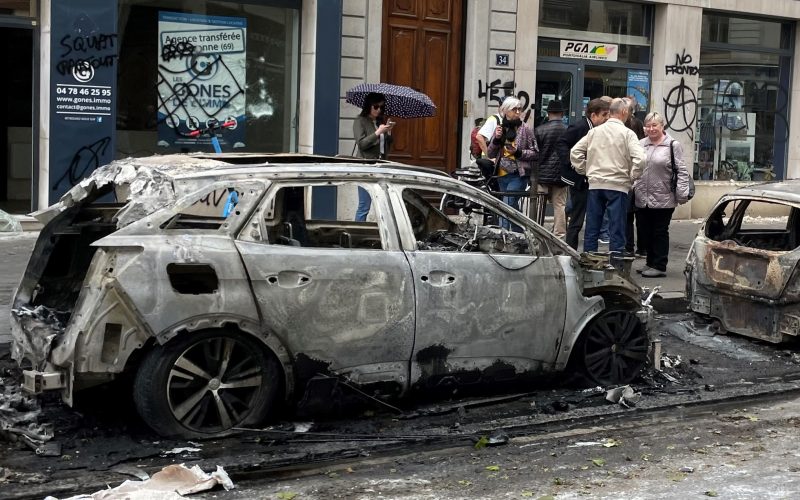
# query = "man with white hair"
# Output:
<box><xmin>570</xmin><ymin>98</ymin><xmax>645</xmax><ymax>261</ymax></box>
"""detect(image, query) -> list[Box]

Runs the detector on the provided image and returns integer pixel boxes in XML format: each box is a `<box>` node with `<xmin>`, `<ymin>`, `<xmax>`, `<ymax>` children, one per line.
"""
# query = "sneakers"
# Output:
<box><xmin>635</xmin><ymin>252</ymin><xmax>647</xmax><ymax>258</ymax></box>
<box><xmin>635</xmin><ymin>266</ymin><xmax>650</xmax><ymax>275</ymax></box>
<box><xmin>641</xmin><ymin>268</ymin><xmax>666</xmax><ymax>278</ymax></box>
<box><xmin>598</xmin><ymin>238</ymin><xmax>610</xmax><ymax>245</ymax></box>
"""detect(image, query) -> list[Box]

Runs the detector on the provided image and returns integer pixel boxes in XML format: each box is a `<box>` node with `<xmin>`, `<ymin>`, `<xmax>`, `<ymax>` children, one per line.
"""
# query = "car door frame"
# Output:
<box><xmin>385</xmin><ymin>179</ymin><xmax>570</xmax><ymax>390</ymax></box>
<box><xmin>234</xmin><ymin>177</ymin><xmax>417</xmax><ymax>395</ymax></box>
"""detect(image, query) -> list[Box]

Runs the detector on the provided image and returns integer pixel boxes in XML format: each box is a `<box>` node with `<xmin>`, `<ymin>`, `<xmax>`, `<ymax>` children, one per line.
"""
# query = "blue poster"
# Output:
<box><xmin>626</xmin><ymin>70</ymin><xmax>650</xmax><ymax>112</ymax></box>
<box><xmin>49</xmin><ymin>0</ymin><xmax>117</xmax><ymax>204</ymax></box>
<box><xmin>157</xmin><ymin>12</ymin><xmax>247</xmax><ymax>151</ymax></box>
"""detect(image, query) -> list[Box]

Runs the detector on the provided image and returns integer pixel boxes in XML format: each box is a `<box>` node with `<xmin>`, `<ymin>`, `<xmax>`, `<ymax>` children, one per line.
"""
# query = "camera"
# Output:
<box><xmin>500</xmin><ymin>117</ymin><xmax>518</xmax><ymax>142</ymax></box>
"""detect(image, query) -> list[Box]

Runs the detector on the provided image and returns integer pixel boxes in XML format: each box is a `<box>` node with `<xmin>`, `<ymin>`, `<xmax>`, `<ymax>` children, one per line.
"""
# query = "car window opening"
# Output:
<box><xmin>706</xmin><ymin>199</ymin><xmax>799</xmax><ymax>251</ymax></box>
<box><xmin>403</xmin><ymin>189</ymin><xmax>530</xmax><ymax>255</ymax></box>
<box><xmin>162</xmin><ymin>186</ymin><xmax>245</xmax><ymax>231</ymax></box>
<box><xmin>263</xmin><ymin>184</ymin><xmax>384</xmax><ymax>250</ymax></box>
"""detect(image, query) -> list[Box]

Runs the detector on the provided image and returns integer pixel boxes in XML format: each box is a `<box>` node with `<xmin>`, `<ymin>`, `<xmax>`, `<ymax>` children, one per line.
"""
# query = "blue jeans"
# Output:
<box><xmin>600</xmin><ymin>213</ymin><xmax>609</xmax><ymax>240</ymax></box>
<box><xmin>355</xmin><ymin>186</ymin><xmax>371</xmax><ymax>221</ymax></box>
<box><xmin>497</xmin><ymin>172</ymin><xmax>527</xmax><ymax>231</ymax></box>
<box><xmin>584</xmin><ymin>189</ymin><xmax>628</xmax><ymax>254</ymax></box>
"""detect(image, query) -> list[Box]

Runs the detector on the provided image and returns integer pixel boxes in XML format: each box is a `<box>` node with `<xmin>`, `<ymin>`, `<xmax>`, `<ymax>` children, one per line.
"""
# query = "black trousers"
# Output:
<box><xmin>566</xmin><ymin>186</ymin><xmax>588</xmax><ymax>250</ymax></box>
<box><xmin>636</xmin><ymin>207</ymin><xmax>675</xmax><ymax>272</ymax></box>
<box><xmin>625</xmin><ymin>204</ymin><xmax>643</xmax><ymax>253</ymax></box>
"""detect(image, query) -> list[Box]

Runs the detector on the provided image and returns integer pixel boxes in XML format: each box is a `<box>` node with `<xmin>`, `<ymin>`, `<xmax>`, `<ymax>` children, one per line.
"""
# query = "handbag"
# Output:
<box><xmin>669</xmin><ymin>140</ymin><xmax>695</xmax><ymax>201</ymax></box>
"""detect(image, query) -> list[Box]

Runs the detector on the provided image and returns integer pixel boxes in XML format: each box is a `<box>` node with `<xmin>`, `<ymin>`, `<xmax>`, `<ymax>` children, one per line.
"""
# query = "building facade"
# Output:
<box><xmin>2</xmin><ymin>0</ymin><xmax>800</xmax><ymax>218</ymax></box>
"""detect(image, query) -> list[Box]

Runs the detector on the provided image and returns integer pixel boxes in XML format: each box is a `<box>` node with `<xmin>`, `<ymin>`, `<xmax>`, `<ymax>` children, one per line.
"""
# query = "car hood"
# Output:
<box><xmin>32</xmin><ymin>154</ymin><xmax>232</xmax><ymax>228</ymax></box>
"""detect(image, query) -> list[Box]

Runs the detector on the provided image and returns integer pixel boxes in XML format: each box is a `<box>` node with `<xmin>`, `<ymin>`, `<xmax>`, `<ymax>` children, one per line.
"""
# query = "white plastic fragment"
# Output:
<box><xmin>605</xmin><ymin>385</ymin><xmax>642</xmax><ymax>408</ymax></box>
<box><xmin>44</xmin><ymin>463</ymin><xmax>234</xmax><ymax>500</ymax></box>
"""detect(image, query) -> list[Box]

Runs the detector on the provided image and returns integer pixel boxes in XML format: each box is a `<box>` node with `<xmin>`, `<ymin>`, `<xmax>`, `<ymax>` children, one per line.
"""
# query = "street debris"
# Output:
<box><xmin>10</xmin><ymin>305</ymin><xmax>69</xmax><ymax>368</ymax></box>
<box><xmin>474</xmin><ymin>430</ymin><xmax>509</xmax><ymax>449</ymax></box>
<box><xmin>160</xmin><ymin>447</ymin><xmax>202</xmax><ymax>457</ymax></box>
<box><xmin>0</xmin><ymin>208</ymin><xmax>22</xmax><ymax>232</ymax></box>
<box><xmin>44</xmin><ymin>463</ymin><xmax>234</xmax><ymax>500</ymax></box>
<box><xmin>0</xmin><ymin>373</ymin><xmax>54</xmax><ymax>449</ymax></box>
<box><xmin>605</xmin><ymin>385</ymin><xmax>641</xmax><ymax>408</ymax></box>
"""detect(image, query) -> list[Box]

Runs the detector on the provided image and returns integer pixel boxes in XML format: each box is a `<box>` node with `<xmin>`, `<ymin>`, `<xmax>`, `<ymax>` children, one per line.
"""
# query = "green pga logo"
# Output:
<box><xmin>560</xmin><ymin>40</ymin><xmax>618</xmax><ymax>62</ymax></box>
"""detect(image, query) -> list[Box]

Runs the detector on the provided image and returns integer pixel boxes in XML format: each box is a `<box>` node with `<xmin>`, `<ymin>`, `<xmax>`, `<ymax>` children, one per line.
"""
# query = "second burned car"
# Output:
<box><xmin>12</xmin><ymin>154</ymin><xmax>652</xmax><ymax>438</ymax></box>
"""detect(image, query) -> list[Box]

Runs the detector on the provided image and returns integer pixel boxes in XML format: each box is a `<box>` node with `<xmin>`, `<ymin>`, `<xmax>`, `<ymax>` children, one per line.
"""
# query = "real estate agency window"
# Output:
<box><xmin>696</xmin><ymin>13</ymin><xmax>792</xmax><ymax>182</ymax></box>
<box><xmin>116</xmin><ymin>0</ymin><xmax>299</xmax><ymax>157</ymax></box>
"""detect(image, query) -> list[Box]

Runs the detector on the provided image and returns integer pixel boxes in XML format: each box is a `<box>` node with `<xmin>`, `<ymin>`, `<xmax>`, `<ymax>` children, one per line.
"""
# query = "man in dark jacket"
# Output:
<box><xmin>534</xmin><ymin>100</ymin><xmax>567</xmax><ymax>239</ymax></box>
<box><xmin>556</xmin><ymin>96</ymin><xmax>611</xmax><ymax>250</ymax></box>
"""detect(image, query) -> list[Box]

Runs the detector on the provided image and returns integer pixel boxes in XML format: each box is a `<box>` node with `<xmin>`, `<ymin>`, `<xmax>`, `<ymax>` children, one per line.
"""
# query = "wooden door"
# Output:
<box><xmin>382</xmin><ymin>0</ymin><xmax>463</xmax><ymax>173</ymax></box>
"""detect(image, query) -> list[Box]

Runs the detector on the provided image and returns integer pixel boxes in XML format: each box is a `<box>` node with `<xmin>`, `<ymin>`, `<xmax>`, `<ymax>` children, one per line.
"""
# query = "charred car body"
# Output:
<box><xmin>11</xmin><ymin>154</ymin><xmax>651</xmax><ymax>438</ymax></box>
<box><xmin>687</xmin><ymin>181</ymin><xmax>800</xmax><ymax>343</ymax></box>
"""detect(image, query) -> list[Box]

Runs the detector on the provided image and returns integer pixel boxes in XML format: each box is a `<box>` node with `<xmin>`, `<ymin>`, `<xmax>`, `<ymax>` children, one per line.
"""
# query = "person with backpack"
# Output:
<box><xmin>632</xmin><ymin>111</ymin><xmax>691</xmax><ymax>277</ymax></box>
<box><xmin>469</xmin><ymin>118</ymin><xmax>485</xmax><ymax>159</ymax></box>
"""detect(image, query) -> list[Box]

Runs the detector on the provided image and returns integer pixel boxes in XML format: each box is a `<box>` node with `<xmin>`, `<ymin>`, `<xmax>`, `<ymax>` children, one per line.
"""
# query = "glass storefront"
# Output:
<box><xmin>116</xmin><ymin>0</ymin><xmax>299</xmax><ymax>157</ymax></box>
<box><xmin>536</xmin><ymin>0</ymin><xmax>652</xmax><ymax>126</ymax></box>
<box><xmin>696</xmin><ymin>13</ymin><xmax>793</xmax><ymax>181</ymax></box>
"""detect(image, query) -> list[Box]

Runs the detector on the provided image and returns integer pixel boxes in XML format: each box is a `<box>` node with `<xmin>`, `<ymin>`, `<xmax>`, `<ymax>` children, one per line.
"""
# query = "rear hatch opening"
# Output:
<box><xmin>11</xmin><ymin>185</ymin><xmax>125</xmax><ymax>367</ymax></box>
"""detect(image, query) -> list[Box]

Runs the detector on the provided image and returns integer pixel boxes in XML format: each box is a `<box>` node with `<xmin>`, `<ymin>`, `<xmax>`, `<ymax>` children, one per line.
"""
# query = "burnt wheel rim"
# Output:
<box><xmin>167</xmin><ymin>337</ymin><xmax>263</xmax><ymax>433</ymax></box>
<box><xmin>583</xmin><ymin>311</ymin><xmax>648</xmax><ymax>385</ymax></box>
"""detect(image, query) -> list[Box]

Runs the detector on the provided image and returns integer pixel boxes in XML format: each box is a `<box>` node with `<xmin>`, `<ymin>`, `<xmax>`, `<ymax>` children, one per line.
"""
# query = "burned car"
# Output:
<box><xmin>11</xmin><ymin>154</ymin><xmax>651</xmax><ymax>438</ymax></box>
<box><xmin>687</xmin><ymin>181</ymin><xmax>800</xmax><ymax>343</ymax></box>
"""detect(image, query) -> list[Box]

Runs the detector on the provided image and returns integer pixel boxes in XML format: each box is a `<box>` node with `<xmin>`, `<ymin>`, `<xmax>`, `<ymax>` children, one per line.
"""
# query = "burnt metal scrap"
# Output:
<box><xmin>10</xmin><ymin>305</ymin><xmax>68</xmax><ymax>369</ymax></box>
<box><xmin>417</xmin><ymin>226</ymin><xmax>529</xmax><ymax>254</ymax></box>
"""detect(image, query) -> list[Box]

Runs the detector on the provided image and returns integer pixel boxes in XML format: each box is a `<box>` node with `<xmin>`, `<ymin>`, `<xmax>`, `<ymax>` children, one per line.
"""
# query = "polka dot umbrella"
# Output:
<box><xmin>345</xmin><ymin>83</ymin><xmax>437</xmax><ymax>118</ymax></box>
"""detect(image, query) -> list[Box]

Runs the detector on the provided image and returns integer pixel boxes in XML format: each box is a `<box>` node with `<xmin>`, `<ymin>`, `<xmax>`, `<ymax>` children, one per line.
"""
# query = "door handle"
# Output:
<box><xmin>421</xmin><ymin>271</ymin><xmax>456</xmax><ymax>286</ymax></box>
<box><xmin>265</xmin><ymin>271</ymin><xmax>312</xmax><ymax>288</ymax></box>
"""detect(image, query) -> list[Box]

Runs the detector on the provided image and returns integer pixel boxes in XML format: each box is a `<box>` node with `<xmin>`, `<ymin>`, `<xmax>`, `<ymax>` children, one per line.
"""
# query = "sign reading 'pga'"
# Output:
<box><xmin>560</xmin><ymin>40</ymin><xmax>618</xmax><ymax>62</ymax></box>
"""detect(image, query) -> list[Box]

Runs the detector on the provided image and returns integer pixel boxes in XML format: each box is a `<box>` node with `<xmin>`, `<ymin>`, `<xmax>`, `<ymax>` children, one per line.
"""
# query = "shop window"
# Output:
<box><xmin>539</xmin><ymin>0</ymin><xmax>650</xmax><ymax>38</ymax></box>
<box><xmin>696</xmin><ymin>13</ymin><xmax>793</xmax><ymax>182</ymax></box>
<box><xmin>116</xmin><ymin>1</ymin><xmax>299</xmax><ymax>158</ymax></box>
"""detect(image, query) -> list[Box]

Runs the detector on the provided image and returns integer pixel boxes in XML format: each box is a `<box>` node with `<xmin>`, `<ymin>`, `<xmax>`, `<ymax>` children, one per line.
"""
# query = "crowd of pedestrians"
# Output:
<box><xmin>473</xmin><ymin>94</ymin><xmax>692</xmax><ymax>277</ymax></box>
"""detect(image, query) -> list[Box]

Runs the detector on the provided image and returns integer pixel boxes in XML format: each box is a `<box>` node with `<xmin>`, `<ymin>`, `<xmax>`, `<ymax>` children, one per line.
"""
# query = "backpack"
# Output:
<box><xmin>469</xmin><ymin>127</ymin><xmax>482</xmax><ymax>158</ymax></box>
<box><xmin>670</xmin><ymin>140</ymin><xmax>695</xmax><ymax>201</ymax></box>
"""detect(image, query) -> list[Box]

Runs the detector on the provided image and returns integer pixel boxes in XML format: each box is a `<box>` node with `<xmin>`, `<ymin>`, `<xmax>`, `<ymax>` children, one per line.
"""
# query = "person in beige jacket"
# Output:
<box><xmin>570</xmin><ymin>98</ymin><xmax>645</xmax><ymax>256</ymax></box>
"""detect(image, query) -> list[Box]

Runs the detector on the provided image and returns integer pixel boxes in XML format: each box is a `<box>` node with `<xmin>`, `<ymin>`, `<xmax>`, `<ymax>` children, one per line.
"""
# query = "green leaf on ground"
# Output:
<box><xmin>591</xmin><ymin>458</ymin><xmax>606</xmax><ymax>467</ymax></box>
<box><xmin>276</xmin><ymin>492</ymin><xmax>298</xmax><ymax>500</ymax></box>
<box><xmin>520</xmin><ymin>491</ymin><xmax>533</xmax><ymax>497</ymax></box>
<box><xmin>457</xmin><ymin>480</ymin><xmax>472</xmax><ymax>486</ymax></box>
<box><xmin>704</xmin><ymin>491</ymin><xmax>719</xmax><ymax>497</ymax></box>
<box><xmin>602</xmin><ymin>438</ymin><xmax>621</xmax><ymax>448</ymax></box>
<box><xmin>474</xmin><ymin>436</ymin><xmax>489</xmax><ymax>449</ymax></box>
<box><xmin>485</xmin><ymin>465</ymin><xmax>500</xmax><ymax>471</ymax></box>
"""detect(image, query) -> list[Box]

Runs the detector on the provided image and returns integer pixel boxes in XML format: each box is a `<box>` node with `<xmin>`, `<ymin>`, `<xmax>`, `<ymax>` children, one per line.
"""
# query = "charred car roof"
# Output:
<box><xmin>718</xmin><ymin>180</ymin><xmax>800</xmax><ymax>205</ymax></box>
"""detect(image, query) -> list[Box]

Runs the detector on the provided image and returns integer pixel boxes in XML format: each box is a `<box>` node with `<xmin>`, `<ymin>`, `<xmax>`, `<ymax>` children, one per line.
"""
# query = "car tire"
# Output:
<box><xmin>133</xmin><ymin>329</ymin><xmax>282</xmax><ymax>438</ymax></box>
<box><xmin>577</xmin><ymin>310</ymin><xmax>649</xmax><ymax>386</ymax></box>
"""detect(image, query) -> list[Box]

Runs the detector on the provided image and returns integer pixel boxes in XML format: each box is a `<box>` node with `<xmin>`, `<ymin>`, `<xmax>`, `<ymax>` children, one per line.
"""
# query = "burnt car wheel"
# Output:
<box><xmin>578</xmin><ymin>310</ymin><xmax>648</xmax><ymax>386</ymax></box>
<box><xmin>133</xmin><ymin>329</ymin><xmax>282</xmax><ymax>438</ymax></box>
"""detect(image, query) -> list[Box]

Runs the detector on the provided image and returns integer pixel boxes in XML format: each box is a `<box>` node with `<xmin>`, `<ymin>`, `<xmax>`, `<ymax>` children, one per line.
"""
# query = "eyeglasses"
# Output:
<box><xmin>372</xmin><ymin>104</ymin><xmax>385</xmax><ymax>110</ymax></box>
<box><xmin>511</xmin><ymin>107</ymin><xmax>522</xmax><ymax>113</ymax></box>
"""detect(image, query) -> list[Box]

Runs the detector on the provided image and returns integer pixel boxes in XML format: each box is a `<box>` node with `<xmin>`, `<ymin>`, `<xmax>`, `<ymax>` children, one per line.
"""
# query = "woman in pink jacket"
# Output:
<box><xmin>633</xmin><ymin>112</ymin><xmax>691</xmax><ymax>277</ymax></box>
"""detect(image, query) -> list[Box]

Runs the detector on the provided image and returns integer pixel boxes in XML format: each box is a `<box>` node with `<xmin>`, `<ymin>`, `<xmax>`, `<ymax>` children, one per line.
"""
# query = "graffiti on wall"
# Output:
<box><xmin>664</xmin><ymin>49</ymin><xmax>698</xmax><ymax>76</ymax></box>
<box><xmin>477</xmin><ymin>79</ymin><xmax>532</xmax><ymax>123</ymax></box>
<box><xmin>663</xmin><ymin>77</ymin><xmax>698</xmax><ymax>141</ymax></box>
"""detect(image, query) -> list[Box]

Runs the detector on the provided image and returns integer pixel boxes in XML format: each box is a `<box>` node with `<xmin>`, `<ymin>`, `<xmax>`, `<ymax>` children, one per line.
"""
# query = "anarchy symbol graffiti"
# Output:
<box><xmin>663</xmin><ymin>77</ymin><xmax>697</xmax><ymax>141</ymax></box>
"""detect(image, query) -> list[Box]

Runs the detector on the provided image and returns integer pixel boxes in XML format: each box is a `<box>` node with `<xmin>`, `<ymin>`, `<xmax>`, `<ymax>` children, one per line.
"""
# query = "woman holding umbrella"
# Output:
<box><xmin>353</xmin><ymin>92</ymin><xmax>395</xmax><ymax>221</ymax></box>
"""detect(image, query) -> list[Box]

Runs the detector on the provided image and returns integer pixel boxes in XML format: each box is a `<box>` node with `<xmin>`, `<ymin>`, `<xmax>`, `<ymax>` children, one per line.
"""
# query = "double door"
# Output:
<box><xmin>534</xmin><ymin>62</ymin><xmax>650</xmax><ymax>127</ymax></box>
